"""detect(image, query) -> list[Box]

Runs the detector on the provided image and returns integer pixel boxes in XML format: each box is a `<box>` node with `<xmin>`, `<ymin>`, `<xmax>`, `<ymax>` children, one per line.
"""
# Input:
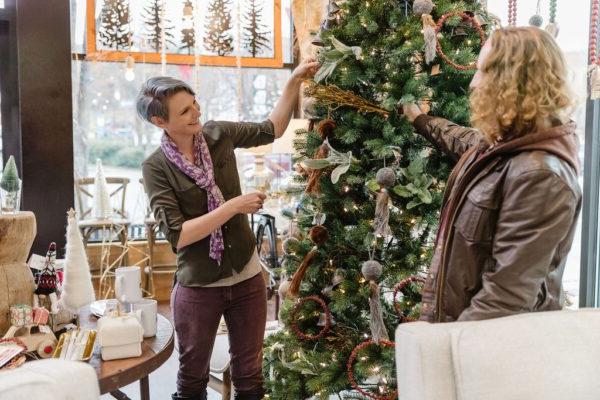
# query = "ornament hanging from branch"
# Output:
<box><xmin>302</xmin><ymin>138</ymin><xmax>357</xmax><ymax>192</ymax></box>
<box><xmin>528</xmin><ymin>0</ymin><xmax>543</xmax><ymax>27</ymax></box>
<box><xmin>287</xmin><ymin>225</ymin><xmax>329</xmax><ymax>298</ymax></box>
<box><xmin>422</xmin><ymin>14</ymin><xmax>437</xmax><ymax>64</ymax></box>
<box><xmin>545</xmin><ymin>0</ymin><xmax>560</xmax><ymax>37</ymax></box>
<box><xmin>435</xmin><ymin>11</ymin><xmax>486</xmax><ymax>71</ymax></box>
<box><xmin>393</xmin><ymin>275</ymin><xmax>426</xmax><ymax>322</ymax></box>
<box><xmin>303</xmin><ymin>119</ymin><xmax>335</xmax><ymax>194</ymax></box>
<box><xmin>347</xmin><ymin>339</ymin><xmax>397</xmax><ymax>400</ymax></box>
<box><xmin>361</xmin><ymin>258</ymin><xmax>389</xmax><ymax>343</ymax></box>
<box><xmin>314</xmin><ymin>37</ymin><xmax>362</xmax><ymax>83</ymax></box>
<box><xmin>413</xmin><ymin>0</ymin><xmax>434</xmax><ymax>16</ymax></box>
<box><xmin>508</xmin><ymin>0</ymin><xmax>517</xmax><ymax>27</ymax></box>
<box><xmin>373</xmin><ymin>167</ymin><xmax>396</xmax><ymax>238</ymax></box>
<box><xmin>290</xmin><ymin>295</ymin><xmax>331</xmax><ymax>341</ymax></box>
<box><xmin>304</xmin><ymin>81</ymin><xmax>390</xmax><ymax>117</ymax></box>
<box><xmin>311</xmin><ymin>0</ymin><xmax>343</xmax><ymax>47</ymax></box>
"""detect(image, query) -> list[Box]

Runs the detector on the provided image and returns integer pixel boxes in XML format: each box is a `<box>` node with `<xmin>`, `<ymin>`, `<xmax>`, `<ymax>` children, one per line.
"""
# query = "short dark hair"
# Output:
<box><xmin>136</xmin><ymin>76</ymin><xmax>195</xmax><ymax>122</ymax></box>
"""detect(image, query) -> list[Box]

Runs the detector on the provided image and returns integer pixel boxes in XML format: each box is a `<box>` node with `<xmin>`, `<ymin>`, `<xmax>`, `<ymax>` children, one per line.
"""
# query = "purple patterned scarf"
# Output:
<box><xmin>161</xmin><ymin>132</ymin><xmax>225</xmax><ymax>264</ymax></box>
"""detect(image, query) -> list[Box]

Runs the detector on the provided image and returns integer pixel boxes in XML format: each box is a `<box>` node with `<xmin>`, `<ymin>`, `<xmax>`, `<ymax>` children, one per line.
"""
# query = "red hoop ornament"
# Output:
<box><xmin>346</xmin><ymin>339</ymin><xmax>397</xmax><ymax>400</ymax></box>
<box><xmin>393</xmin><ymin>275</ymin><xmax>426</xmax><ymax>322</ymax></box>
<box><xmin>435</xmin><ymin>11</ymin><xmax>487</xmax><ymax>71</ymax></box>
<box><xmin>290</xmin><ymin>295</ymin><xmax>331</xmax><ymax>341</ymax></box>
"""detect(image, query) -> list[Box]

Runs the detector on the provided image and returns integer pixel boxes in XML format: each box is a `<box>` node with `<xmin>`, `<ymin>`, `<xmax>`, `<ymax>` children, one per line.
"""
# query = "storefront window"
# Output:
<box><xmin>488</xmin><ymin>0</ymin><xmax>590</xmax><ymax>307</ymax></box>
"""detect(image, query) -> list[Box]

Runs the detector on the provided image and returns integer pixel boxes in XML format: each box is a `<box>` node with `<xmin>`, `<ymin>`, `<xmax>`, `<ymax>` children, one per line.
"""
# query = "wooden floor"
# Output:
<box><xmin>100</xmin><ymin>298</ymin><xmax>278</xmax><ymax>400</ymax></box>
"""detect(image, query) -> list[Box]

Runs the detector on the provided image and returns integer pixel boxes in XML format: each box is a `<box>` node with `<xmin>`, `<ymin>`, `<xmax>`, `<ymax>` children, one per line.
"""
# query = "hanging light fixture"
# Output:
<box><xmin>124</xmin><ymin>55</ymin><xmax>135</xmax><ymax>81</ymax></box>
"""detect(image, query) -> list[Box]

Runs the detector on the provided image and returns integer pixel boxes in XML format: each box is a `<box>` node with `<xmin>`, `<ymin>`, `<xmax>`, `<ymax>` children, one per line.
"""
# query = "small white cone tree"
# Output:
<box><xmin>93</xmin><ymin>159</ymin><xmax>112</xmax><ymax>219</ymax></box>
<box><xmin>58</xmin><ymin>208</ymin><xmax>96</xmax><ymax>313</ymax></box>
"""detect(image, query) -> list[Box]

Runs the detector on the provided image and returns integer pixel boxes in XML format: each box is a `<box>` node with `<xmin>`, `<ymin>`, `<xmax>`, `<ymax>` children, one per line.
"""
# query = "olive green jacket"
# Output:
<box><xmin>142</xmin><ymin>119</ymin><xmax>275</xmax><ymax>286</ymax></box>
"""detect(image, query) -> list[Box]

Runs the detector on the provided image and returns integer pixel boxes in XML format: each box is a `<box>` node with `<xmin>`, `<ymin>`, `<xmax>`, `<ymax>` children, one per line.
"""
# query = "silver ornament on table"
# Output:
<box><xmin>413</xmin><ymin>0</ymin><xmax>434</xmax><ymax>16</ymax></box>
<box><xmin>361</xmin><ymin>260</ymin><xmax>383</xmax><ymax>281</ymax></box>
<box><xmin>529</xmin><ymin>14</ymin><xmax>544</xmax><ymax>27</ymax></box>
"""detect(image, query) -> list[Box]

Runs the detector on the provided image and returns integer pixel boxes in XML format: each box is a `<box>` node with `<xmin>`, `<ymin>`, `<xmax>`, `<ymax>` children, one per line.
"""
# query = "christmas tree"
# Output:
<box><xmin>142</xmin><ymin>0</ymin><xmax>176</xmax><ymax>52</ymax></box>
<box><xmin>98</xmin><ymin>0</ymin><xmax>132</xmax><ymax>50</ymax></box>
<box><xmin>204</xmin><ymin>0</ymin><xmax>234</xmax><ymax>56</ymax></box>
<box><xmin>243</xmin><ymin>0</ymin><xmax>272</xmax><ymax>57</ymax></box>
<box><xmin>180</xmin><ymin>0</ymin><xmax>196</xmax><ymax>55</ymax></box>
<box><xmin>264</xmin><ymin>0</ymin><xmax>491</xmax><ymax>398</ymax></box>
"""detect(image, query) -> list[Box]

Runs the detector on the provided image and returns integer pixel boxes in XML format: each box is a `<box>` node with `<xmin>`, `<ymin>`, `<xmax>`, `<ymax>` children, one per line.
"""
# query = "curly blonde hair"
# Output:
<box><xmin>470</xmin><ymin>27</ymin><xmax>574</xmax><ymax>143</ymax></box>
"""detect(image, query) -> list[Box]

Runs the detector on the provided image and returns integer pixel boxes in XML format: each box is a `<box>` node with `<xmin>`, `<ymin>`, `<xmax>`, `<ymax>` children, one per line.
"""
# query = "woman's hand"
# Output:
<box><xmin>291</xmin><ymin>57</ymin><xmax>320</xmax><ymax>81</ymax></box>
<box><xmin>225</xmin><ymin>192</ymin><xmax>267</xmax><ymax>214</ymax></box>
<box><xmin>401</xmin><ymin>103</ymin><xmax>425</xmax><ymax>123</ymax></box>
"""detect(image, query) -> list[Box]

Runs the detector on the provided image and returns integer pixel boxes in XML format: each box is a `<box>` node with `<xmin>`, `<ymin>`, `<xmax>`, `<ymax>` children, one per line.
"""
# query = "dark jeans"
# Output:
<box><xmin>171</xmin><ymin>273</ymin><xmax>267</xmax><ymax>398</ymax></box>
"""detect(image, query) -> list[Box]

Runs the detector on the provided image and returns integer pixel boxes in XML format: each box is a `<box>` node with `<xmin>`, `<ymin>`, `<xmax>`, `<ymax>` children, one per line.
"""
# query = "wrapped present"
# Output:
<box><xmin>97</xmin><ymin>313</ymin><xmax>143</xmax><ymax>361</ymax></box>
<box><xmin>10</xmin><ymin>305</ymin><xmax>33</xmax><ymax>327</ymax></box>
<box><xmin>33</xmin><ymin>307</ymin><xmax>50</xmax><ymax>325</ymax></box>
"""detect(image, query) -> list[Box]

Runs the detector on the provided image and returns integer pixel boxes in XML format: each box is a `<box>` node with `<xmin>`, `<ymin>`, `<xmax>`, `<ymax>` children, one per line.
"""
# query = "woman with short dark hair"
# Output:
<box><xmin>139</xmin><ymin>59</ymin><xmax>318</xmax><ymax>400</ymax></box>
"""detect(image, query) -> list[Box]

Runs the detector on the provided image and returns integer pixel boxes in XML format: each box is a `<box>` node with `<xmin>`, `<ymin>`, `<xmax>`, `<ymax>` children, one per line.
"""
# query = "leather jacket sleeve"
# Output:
<box><xmin>458</xmin><ymin>169</ymin><xmax>579</xmax><ymax>321</ymax></box>
<box><xmin>413</xmin><ymin>115</ymin><xmax>482</xmax><ymax>162</ymax></box>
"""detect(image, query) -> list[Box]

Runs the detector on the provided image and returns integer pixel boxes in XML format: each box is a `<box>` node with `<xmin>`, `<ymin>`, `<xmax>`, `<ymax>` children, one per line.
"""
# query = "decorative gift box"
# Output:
<box><xmin>97</xmin><ymin>314</ymin><xmax>143</xmax><ymax>361</ymax></box>
<box><xmin>9</xmin><ymin>305</ymin><xmax>33</xmax><ymax>327</ymax></box>
<box><xmin>33</xmin><ymin>307</ymin><xmax>49</xmax><ymax>325</ymax></box>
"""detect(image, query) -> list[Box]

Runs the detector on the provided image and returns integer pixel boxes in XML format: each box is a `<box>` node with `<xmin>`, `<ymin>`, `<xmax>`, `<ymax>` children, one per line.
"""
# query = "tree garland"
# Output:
<box><xmin>435</xmin><ymin>11</ymin><xmax>486</xmax><ymax>71</ymax></box>
<box><xmin>346</xmin><ymin>339</ymin><xmax>397</xmax><ymax>400</ymax></box>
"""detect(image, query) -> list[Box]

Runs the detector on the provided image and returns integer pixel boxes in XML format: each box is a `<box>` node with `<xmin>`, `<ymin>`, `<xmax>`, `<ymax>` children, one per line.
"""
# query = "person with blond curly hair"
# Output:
<box><xmin>402</xmin><ymin>27</ymin><xmax>581</xmax><ymax>322</ymax></box>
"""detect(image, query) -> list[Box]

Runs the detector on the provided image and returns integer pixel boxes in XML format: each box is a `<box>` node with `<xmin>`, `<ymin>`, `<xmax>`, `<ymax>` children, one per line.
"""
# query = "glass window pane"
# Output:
<box><xmin>488</xmin><ymin>0</ymin><xmax>590</xmax><ymax>307</ymax></box>
<box><xmin>72</xmin><ymin>59</ymin><xmax>290</xmax><ymax>231</ymax></box>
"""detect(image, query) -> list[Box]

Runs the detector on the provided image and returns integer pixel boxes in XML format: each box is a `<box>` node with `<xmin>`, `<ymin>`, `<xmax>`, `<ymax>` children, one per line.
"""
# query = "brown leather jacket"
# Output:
<box><xmin>413</xmin><ymin>115</ymin><xmax>581</xmax><ymax>322</ymax></box>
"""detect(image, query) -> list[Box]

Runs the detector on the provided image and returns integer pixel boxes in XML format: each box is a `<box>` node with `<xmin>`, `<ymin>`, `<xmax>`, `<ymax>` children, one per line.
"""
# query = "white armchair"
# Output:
<box><xmin>0</xmin><ymin>358</ymin><xmax>100</xmax><ymax>400</ymax></box>
<box><xmin>395</xmin><ymin>308</ymin><xmax>600</xmax><ymax>400</ymax></box>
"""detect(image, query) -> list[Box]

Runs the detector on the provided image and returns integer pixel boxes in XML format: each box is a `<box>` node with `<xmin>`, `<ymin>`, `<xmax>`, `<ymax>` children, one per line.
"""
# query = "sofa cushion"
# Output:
<box><xmin>452</xmin><ymin>309</ymin><xmax>600</xmax><ymax>400</ymax></box>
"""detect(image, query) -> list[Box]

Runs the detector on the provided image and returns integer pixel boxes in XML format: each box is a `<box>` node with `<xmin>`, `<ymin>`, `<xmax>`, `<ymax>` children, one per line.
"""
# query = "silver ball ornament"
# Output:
<box><xmin>361</xmin><ymin>260</ymin><xmax>383</xmax><ymax>281</ymax></box>
<box><xmin>413</xmin><ymin>0</ymin><xmax>434</xmax><ymax>16</ymax></box>
<box><xmin>529</xmin><ymin>14</ymin><xmax>543</xmax><ymax>27</ymax></box>
<box><xmin>376</xmin><ymin>167</ymin><xmax>396</xmax><ymax>188</ymax></box>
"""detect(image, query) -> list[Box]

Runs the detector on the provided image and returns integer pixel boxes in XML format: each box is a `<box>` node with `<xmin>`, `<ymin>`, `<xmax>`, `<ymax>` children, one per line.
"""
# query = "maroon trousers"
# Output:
<box><xmin>171</xmin><ymin>273</ymin><xmax>267</xmax><ymax>397</ymax></box>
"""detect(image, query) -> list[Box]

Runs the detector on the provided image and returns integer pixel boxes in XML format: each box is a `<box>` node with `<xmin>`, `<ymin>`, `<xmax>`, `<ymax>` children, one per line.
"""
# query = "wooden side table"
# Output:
<box><xmin>78</xmin><ymin>306</ymin><xmax>174</xmax><ymax>400</ymax></box>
